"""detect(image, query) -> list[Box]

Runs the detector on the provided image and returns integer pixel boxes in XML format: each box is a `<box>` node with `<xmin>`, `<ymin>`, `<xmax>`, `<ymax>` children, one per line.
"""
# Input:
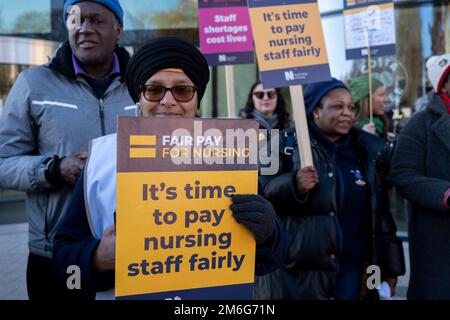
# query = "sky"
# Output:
<box><xmin>317</xmin><ymin>0</ymin><xmax>343</xmax><ymax>13</ymax></box>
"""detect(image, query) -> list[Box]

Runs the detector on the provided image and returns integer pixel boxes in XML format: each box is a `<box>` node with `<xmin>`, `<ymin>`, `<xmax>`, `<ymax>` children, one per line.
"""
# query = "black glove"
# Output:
<box><xmin>230</xmin><ymin>194</ymin><xmax>276</xmax><ymax>245</ymax></box>
<box><xmin>44</xmin><ymin>155</ymin><xmax>66</xmax><ymax>187</ymax></box>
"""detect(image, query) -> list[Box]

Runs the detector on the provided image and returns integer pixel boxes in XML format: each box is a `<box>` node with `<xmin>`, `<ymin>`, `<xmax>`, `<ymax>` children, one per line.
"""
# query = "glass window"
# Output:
<box><xmin>122</xmin><ymin>0</ymin><xmax>198</xmax><ymax>31</ymax></box>
<box><xmin>0</xmin><ymin>0</ymin><xmax>51</xmax><ymax>34</ymax></box>
<box><xmin>0</xmin><ymin>62</ymin><xmax>29</xmax><ymax>224</ymax></box>
<box><xmin>0</xmin><ymin>64</ymin><xmax>27</xmax><ymax>105</ymax></box>
<box><xmin>200</xmin><ymin>63</ymin><xmax>258</xmax><ymax>118</ymax></box>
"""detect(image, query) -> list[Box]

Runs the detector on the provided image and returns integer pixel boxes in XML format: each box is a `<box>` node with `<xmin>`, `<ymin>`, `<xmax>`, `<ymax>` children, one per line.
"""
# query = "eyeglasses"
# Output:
<box><xmin>141</xmin><ymin>85</ymin><xmax>197</xmax><ymax>102</ymax></box>
<box><xmin>253</xmin><ymin>91</ymin><xmax>277</xmax><ymax>100</ymax></box>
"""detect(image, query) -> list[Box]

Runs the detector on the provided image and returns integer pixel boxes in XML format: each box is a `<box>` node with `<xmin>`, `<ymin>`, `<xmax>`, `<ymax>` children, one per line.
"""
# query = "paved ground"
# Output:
<box><xmin>0</xmin><ymin>222</ymin><xmax>410</xmax><ymax>300</ymax></box>
<box><xmin>0</xmin><ymin>223</ymin><xmax>28</xmax><ymax>300</ymax></box>
<box><xmin>396</xmin><ymin>242</ymin><xmax>409</xmax><ymax>299</ymax></box>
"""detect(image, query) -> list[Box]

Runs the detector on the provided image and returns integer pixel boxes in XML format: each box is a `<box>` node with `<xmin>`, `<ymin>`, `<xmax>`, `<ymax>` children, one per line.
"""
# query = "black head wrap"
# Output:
<box><xmin>125</xmin><ymin>36</ymin><xmax>210</xmax><ymax>105</ymax></box>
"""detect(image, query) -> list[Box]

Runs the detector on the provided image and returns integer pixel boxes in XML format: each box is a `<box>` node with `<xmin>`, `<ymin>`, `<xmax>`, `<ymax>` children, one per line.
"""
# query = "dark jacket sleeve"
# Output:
<box><xmin>372</xmin><ymin>174</ymin><xmax>406</xmax><ymax>278</ymax></box>
<box><xmin>53</xmin><ymin>173</ymin><xmax>114</xmax><ymax>298</ymax></box>
<box><xmin>264</xmin><ymin>170</ymin><xmax>311</xmax><ymax>212</ymax></box>
<box><xmin>254</xmin><ymin>219</ymin><xmax>288</xmax><ymax>276</ymax></box>
<box><xmin>262</xmin><ymin>131</ymin><xmax>312</xmax><ymax>214</ymax></box>
<box><xmin>390</xmin><ymin>112</ymin><xmax>450</xmax><ymax>211</ymax></box>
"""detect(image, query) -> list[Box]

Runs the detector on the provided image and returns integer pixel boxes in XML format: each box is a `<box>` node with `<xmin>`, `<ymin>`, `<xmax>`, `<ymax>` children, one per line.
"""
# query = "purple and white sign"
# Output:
<box><xmin>198</xmin><ymin>0</ymin><xmax>254</xmax><ymax>66</ymax></box>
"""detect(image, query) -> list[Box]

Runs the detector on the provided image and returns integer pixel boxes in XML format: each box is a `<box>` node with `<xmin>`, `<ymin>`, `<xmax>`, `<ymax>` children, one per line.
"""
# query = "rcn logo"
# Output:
<box><xmin>284</xmin><ymin>71</ymin><xmax>294</xmax><ymax>81</ymax></box>
<box><xmin>219</xmin><ymin>54</ymin><xmax>227</xmax><ymax>62</ymax></box>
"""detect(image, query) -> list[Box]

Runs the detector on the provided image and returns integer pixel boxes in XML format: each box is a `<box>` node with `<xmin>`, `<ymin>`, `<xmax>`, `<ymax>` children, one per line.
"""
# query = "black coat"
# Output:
<box><xmin>390</xmin><ymin>94</ymin><xmax>450</xmax><ymax>299</ymax></box>
<box><xmin>255</xmin><ymin>126</ymin><xmax>405</xmax><ymax>300</ymax></box>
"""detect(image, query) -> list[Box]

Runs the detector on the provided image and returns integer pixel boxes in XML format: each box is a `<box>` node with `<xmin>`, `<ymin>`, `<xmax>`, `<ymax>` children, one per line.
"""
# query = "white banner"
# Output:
<box><xmin>344</xmin><ymin>5</ymin><xmax>396</xmax><ymax>50</ymax></box>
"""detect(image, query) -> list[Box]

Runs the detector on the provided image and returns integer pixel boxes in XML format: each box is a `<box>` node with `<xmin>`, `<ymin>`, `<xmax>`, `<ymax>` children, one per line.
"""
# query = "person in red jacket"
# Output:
<box><xmin>391</xmin><ymin>53</ymin><xmax>450</xmax><ymax>299</ymax></box>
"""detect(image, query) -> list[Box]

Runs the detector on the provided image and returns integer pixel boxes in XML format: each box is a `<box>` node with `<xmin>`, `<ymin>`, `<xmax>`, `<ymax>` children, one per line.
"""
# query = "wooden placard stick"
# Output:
<box><xmin>225</xmin><ymin>65</ymin><xmax>236</xmax><ymax>118</ymax></box>
<box><xmin>289</xmin><ymin>85</ymin><xmax>313</xmax><ymax>168</ymax></box>
<box><xmin>367</xmin><ymin>46</ymin><xmax>373</xmax><ymax>124</ymax></box>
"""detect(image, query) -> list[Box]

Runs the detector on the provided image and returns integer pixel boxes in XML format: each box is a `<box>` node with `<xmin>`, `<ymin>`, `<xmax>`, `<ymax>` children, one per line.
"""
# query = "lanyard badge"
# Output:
<box><xmin>350</xmin><ymin>169</ymin><xmax>367</xmax><ymax>186</ymax></box>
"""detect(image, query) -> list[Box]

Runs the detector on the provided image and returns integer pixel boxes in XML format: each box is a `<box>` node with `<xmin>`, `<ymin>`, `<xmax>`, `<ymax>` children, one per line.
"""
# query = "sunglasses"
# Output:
<box><xmin>141</xmin><ymin>85</ymin><xmax>197</xmax><ymax>102</ymax></box>
<box><xmin>253</xmin><ymin>90</ymin><xmax>277</xmax><ymax>100</ymax></box>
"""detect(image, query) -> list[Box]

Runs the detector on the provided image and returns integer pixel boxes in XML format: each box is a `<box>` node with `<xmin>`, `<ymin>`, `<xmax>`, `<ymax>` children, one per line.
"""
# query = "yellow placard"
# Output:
<box><xmin>116</xmin><ymin>171</ymin><xmax>257</xmax><ymax>297</ymax></box>
<box><xmin>249</xmin><ymin>3</ymin><xmax>328</xmax><ymax>72</ymax></box>
<box><xmin>115</xmin><ymin>117</ymin><xmax>259</xmax><ymax>299</ymax></box>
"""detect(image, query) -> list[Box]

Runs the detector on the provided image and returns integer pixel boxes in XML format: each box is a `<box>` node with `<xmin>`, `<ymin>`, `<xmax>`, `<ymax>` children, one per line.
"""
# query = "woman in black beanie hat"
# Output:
<box><xmin>53</xmin><ymin>36</ymin><xmax>287</xmax><ymax>300</ymax></box>
<box><xmin>125</xmin><ymin>36</ymin><xmax>210</xmax><ymax>108</ymax></box>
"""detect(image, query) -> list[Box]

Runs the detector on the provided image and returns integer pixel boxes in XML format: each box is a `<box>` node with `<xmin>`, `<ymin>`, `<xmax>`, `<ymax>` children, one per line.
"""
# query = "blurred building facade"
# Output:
<box><xmin>0</xmin><ymin>0</ymin><xmax>449</xmax><ymax>232</ymax></box>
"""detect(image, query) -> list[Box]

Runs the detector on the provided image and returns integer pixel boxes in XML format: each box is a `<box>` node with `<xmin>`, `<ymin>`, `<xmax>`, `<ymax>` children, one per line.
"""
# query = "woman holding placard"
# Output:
<box><xmin>256</xmin><ymin>78</ymin><xmax>405</xmax><ymax>300</ymax></box>
<box><xmin>53</xmin><ymin>36</ymin><xmax>287</xmax><ymax>300</ymax></box>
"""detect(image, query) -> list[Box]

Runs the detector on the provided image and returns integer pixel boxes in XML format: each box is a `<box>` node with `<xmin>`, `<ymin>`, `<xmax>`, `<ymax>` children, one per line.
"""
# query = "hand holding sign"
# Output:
<box><xmin>94</xmin><ymin>224</ymin><xmax>116</xmax><ymax>272</ymax></box>
<box><xmin>230</xmin><ymin>194</ymin><xmax>276</xmax><ymax>245</ymax></box>
<box><xmin>295</xmin><ymin>166</ymin><xmax>319</xmax><ymax>195</ymax></box>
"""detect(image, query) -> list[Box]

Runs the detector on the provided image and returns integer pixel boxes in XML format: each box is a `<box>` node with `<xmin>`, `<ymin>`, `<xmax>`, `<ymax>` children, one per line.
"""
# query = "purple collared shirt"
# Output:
<box><xmin>72</xmin><ymin>53</ymin><xmax>120</xmax><ymax>80</ymax></box>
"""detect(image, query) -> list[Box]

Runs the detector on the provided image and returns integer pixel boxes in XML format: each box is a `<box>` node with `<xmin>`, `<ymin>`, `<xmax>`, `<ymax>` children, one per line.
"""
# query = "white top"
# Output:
<box><xmin>84</xmin><ymin>133</ymin><xmax>117</xmax><ymax>300</ymax></box>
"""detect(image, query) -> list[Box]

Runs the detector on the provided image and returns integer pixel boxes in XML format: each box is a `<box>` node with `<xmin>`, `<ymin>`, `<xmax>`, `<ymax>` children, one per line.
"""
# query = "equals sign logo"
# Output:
<box><xmin>129</xmin><ymin>135</ymin><xmax>157</xmax><ymax>158</ymax></box>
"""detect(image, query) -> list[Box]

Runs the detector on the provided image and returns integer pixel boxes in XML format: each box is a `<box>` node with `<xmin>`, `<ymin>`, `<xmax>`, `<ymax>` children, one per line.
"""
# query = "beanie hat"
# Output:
<box><xmin>125</xmin><ymin>36</ymin><xmax>210</xmax><ymax>105</ymax></box>
<box><xmin>64</xmin><ymin>0</ymin><xmax>124</xmax><ymax>26</ymax></box>
<box><xmin>426</xmin><ymin>53</ymin><xmax>450</xmax><ymax>93</ymax></box>
<box><xmin>304</xmin><ymin>78</ymin><xmax>349</xmax><ymax>117</ymax></box>
<box><xmin>347</xmin><ymin>75</ymin><xmax>384</xmax><ymax>104</ymax></box>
